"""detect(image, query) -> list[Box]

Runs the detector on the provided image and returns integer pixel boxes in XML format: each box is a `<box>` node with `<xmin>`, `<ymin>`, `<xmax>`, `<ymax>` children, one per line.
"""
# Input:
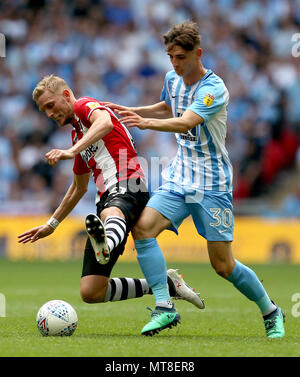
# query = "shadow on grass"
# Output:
<box><xmin>74</xmin><ymin>332</ymin><xmax>290</xmax><ymax>343</ymax></box>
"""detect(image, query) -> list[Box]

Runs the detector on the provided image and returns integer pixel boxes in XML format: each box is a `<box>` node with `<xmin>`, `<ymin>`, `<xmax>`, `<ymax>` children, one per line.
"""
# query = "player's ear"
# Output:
<box><xmin>196</xmin><ymin>47</ymin><xmax>202</xmax><ymax>59</ymax></box>
<box><xmin>62</xmin><ymin>89</ymin><xmax>71</xmax><ymax>101</ymax></box>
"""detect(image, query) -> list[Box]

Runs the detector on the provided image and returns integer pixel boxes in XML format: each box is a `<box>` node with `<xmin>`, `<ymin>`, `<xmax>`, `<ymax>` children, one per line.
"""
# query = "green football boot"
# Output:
<box><xmin>263</xmin><ymin>306</ymin><xmax>285</xmax><ymax>338</ymax></box>
<box><xmin>141</xmin><ymin>305</ymin><xmax>181</xmax><ymax>336</ymax></box>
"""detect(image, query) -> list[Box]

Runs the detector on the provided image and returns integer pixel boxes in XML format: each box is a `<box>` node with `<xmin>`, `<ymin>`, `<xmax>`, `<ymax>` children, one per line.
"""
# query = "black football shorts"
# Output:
<box><xmin>81</xmin><ymin>179</ymin><xmax>149</xmax><ymax>278</ymax></box>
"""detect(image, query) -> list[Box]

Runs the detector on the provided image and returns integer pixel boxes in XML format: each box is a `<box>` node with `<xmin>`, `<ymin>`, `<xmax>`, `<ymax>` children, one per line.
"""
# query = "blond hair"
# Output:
<box><xmin>32</xmin><ymin>74</ymin><xmax>71</xmax><ymax>102</ymax></box>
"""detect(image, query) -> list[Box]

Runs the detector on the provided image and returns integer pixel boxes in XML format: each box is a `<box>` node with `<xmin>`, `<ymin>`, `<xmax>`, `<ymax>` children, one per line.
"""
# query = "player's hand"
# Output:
<box><xmin>45</xmin><ymin>149</ymin><xmax>76</xmax><ymax>167</ymax></box>
<box><xmin>17</xmin><ymin>224</ymin><xmax>54</xmax><ymax>244</ymax></box>
<box><xmin>101</xmin><ymin>102</ymin><xmax>130</xmax><ymax>112</ymax></box>
<box><xmin>116</xmin><ymin>110</ymin><xmax>150</xmax><ymax>130</ymax></box>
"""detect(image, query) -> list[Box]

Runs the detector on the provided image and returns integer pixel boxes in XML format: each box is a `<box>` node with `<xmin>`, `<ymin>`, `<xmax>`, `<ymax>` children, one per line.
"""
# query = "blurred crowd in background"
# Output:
<box><xmin>0</xmin><ymin>0</ymin><xmax>299</xmax><ymax>216</ymax></box>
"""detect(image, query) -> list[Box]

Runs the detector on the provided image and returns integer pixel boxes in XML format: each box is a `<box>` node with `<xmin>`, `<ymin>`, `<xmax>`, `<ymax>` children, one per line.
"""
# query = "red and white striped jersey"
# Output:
<box><xmin>72</xmin><ymin>97</ymin><xmax>145</xmax><ymax>203</ymax></box>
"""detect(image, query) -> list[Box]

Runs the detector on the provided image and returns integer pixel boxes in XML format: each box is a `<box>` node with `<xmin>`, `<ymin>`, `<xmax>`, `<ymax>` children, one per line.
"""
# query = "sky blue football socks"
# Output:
<box><xmin>135</xmin><ymin>238</ymin><xmax>173</xmax><ymax>308</ymax></box>
<box><xmin>135</xmin><ymin>240</ymin><xmax>276</xmax><ymax>315</ymax></box>
<box><xmin>227</xmin><ymin>260</ymin><xmax>277</xmax><ymax>316</ymax></box>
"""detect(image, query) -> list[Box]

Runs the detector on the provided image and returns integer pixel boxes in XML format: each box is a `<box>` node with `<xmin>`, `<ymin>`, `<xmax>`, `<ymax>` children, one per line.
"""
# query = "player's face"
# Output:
<box><xmin>37</xmin><ymin>90</ymin><xmax>73</xmax><ymax>126</ymax></box>
<box><xmin>167</xmin><ymin>44</ymin><xmax>201</xmax><ymax>78</ymax></box>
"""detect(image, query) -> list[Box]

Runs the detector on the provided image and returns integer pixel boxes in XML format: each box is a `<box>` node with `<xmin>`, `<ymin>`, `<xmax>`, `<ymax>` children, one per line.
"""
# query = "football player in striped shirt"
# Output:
<box><xmin>17</xmin><ymin>75</ymin><xmax>204</xmax><ymax>321</ymax></box>
<box><xmin>110</xmin><ymin>20</ymin><xmax>285</xmax><ymax>338</ymax></box>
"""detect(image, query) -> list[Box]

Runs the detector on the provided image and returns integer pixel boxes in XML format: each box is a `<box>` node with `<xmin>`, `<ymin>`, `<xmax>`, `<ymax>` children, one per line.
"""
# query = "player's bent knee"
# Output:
<box><xmin>211</xmin><ymin>261</ymin><xmax>233</xmax><ymax>279</ymax></box>
<box><xmin>80</xmin><ymin>285</ymin><xmax>106</xmax><ymax>303</ymax></box>
<box><xmin>208</xmin><ymin>242</ymin><xmax>235</xmax><ymax>278</ymax></box>
<box><xmin>132</xmin><ymin>219</ymin><xmax>153</xmax><ymax>239</ymax></box>
<box><xmin>80</xmin><ymin>275</ymin><xmax>109</xmax><ymax>303</ymax></box>
<box><xmin>132</xmin><ymin>207</ymin><xmax>169</xmax><ymax>240</ymax></box>
<box><xmin>80</xmin><ymin>288</ymin><xmax>104</xmax><ymax>303</ymax></box>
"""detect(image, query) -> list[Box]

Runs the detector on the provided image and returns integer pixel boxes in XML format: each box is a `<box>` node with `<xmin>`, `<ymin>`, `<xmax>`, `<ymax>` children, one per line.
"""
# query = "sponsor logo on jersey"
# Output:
<box><xmin>81</xmin><ymin>144</ymin><xmax>98</xmax><ymax>164</ymax></box>
<box><xmin>180</xmin><ymin>128</ymin><xmax>197</xmax><ymax>142</ymax></box>
<box><xmin>86</xmin><ymin>102</ymin><xmax>100</xmax><ymax>110</ymax></box>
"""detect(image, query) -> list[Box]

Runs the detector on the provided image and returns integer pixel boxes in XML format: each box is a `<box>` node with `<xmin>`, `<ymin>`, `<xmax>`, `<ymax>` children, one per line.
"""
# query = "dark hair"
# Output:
<box><xmin>163</xmin><ymin>20</ymin><xmax>201</xmax><ymax>51</ymax></box>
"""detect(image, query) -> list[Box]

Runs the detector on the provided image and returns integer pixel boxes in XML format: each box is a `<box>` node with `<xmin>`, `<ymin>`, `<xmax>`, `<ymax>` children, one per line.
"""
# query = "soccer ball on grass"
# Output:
<box><xmin>36</xmin><ymin>300</ymin><xmax>78</xmax><ymax>336</ymax></box>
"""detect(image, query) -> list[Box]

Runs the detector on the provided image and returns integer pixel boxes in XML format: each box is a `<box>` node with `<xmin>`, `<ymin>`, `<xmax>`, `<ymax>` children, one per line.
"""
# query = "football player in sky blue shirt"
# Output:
<box><xmin>109</xmin><ymin>20</ymin><xmax>285</xmax><ymax>338</ymax></box>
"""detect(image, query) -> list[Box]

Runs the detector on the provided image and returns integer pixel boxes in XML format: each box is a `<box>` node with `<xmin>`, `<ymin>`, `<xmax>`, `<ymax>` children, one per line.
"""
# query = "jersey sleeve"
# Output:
<box><xmin>188</xmin><ymin>80</ymin><xmax>229</xmax><ymax>123</ymax></box>
<box><xmin>160</xmin><ymin>72</ymin><xmax>173</xmax><ymax>106</ymax></box>
<box><xmin>74</xmin><ymin>98</ymin><xmax>108</xmax><ymax>126</ymax></box>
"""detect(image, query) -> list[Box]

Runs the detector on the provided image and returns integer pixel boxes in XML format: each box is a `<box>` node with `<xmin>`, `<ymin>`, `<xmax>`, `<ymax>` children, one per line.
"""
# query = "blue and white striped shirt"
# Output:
<box><xmin>160</xmin><ymin>69</ymin><xmax>233</xmax><ymax>194</ymax></box>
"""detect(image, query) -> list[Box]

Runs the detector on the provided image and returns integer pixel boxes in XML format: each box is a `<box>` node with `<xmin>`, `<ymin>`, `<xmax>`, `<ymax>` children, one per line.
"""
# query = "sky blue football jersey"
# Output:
<box><xmin>160</xmin><ymin>69</ymin><xmax>233</xmax><ymax>193</ymax></box>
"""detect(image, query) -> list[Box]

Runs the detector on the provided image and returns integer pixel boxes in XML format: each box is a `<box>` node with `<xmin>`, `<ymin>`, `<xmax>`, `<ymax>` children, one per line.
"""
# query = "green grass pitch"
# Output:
<box><xmin>0</xmin><ymin>259</ymin><xmax>300</xmax><ymax>357</ymax></box>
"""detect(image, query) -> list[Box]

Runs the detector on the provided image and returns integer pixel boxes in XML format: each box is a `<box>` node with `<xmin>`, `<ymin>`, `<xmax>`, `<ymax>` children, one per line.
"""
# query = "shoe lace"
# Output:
<box><xmin>146</xmin><ymin>307</ymin><xmax>161</xmax><ymax>320</ymax></box>
<box><xmin>264</xmin><ymin>317</ymin><xmax>277</xmax><ymax>332</ymax></box>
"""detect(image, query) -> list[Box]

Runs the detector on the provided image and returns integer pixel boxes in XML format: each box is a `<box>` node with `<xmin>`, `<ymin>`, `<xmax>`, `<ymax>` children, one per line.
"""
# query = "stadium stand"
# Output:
<box><xmin>0</xmin><ymin>0</ymin><xmax>299</xmax><ymax>215</ymax></box>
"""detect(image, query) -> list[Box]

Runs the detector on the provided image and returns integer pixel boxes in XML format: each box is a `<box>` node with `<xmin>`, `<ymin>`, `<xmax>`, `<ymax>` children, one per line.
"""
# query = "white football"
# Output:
<box><xmin>36</xmin><ymin>300</ymin><xmax>78</xmax><ymax>336</ymax></box>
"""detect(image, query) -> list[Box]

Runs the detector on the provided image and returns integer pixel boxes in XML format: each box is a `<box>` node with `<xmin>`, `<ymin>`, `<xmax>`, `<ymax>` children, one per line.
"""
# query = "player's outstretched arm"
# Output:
<box><xmin>17</xmin><ymin>173</ymin><xmax>90</xmax><ymax>244</ymax></box>
<box><xmin>118</xmin><ymin>109</ymin><xmax>203</xmax><ymax>133</ymax></box>
<box><xmin>48</xmin><ymin>172</ymin><xmax>90</xmax><ymax>224</ymax></box>
<box><xmin>17</xmin><ymin>224</ymin><xmax>54</xmax><ymax>244</ymax></box>
<box><xmin>104</xmin><ymin>101</ymin><xmax>172</xmax><ymax>119</ymax></box>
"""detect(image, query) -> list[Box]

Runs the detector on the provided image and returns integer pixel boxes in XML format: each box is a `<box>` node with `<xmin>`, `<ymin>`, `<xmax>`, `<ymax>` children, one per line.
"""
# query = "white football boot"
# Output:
<box><xmin>167</xmin><ymin>268</ymin><xmax>205</xmax><ymax>309</ymax></box>
<box><xmin>85</xmin><ymin>214</ymin><xmax>110</xmax><ymax>264</ymax></box>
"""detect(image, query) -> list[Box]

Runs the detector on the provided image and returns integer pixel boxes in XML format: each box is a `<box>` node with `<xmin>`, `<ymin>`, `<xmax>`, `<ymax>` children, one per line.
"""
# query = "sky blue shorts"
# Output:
<box><xmin>146</xmin><ymin>183</ymin><xmax>234</xmax><ymax>241</ymax></box>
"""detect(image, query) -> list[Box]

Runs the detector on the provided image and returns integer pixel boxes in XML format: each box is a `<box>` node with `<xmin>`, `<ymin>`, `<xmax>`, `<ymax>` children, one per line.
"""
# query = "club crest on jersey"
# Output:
<box><xmin>203</xmin><ymin>93</ymin><xmax>215</xmax><ymax>107</ymax></box>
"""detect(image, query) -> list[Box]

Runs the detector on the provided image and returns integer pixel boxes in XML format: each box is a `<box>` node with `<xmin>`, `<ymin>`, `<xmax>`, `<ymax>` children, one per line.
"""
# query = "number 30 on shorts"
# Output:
<box><xmin>209</xmin><ymin>208</ymin><xmax>233</xmax><ymax>228</ymax></box>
